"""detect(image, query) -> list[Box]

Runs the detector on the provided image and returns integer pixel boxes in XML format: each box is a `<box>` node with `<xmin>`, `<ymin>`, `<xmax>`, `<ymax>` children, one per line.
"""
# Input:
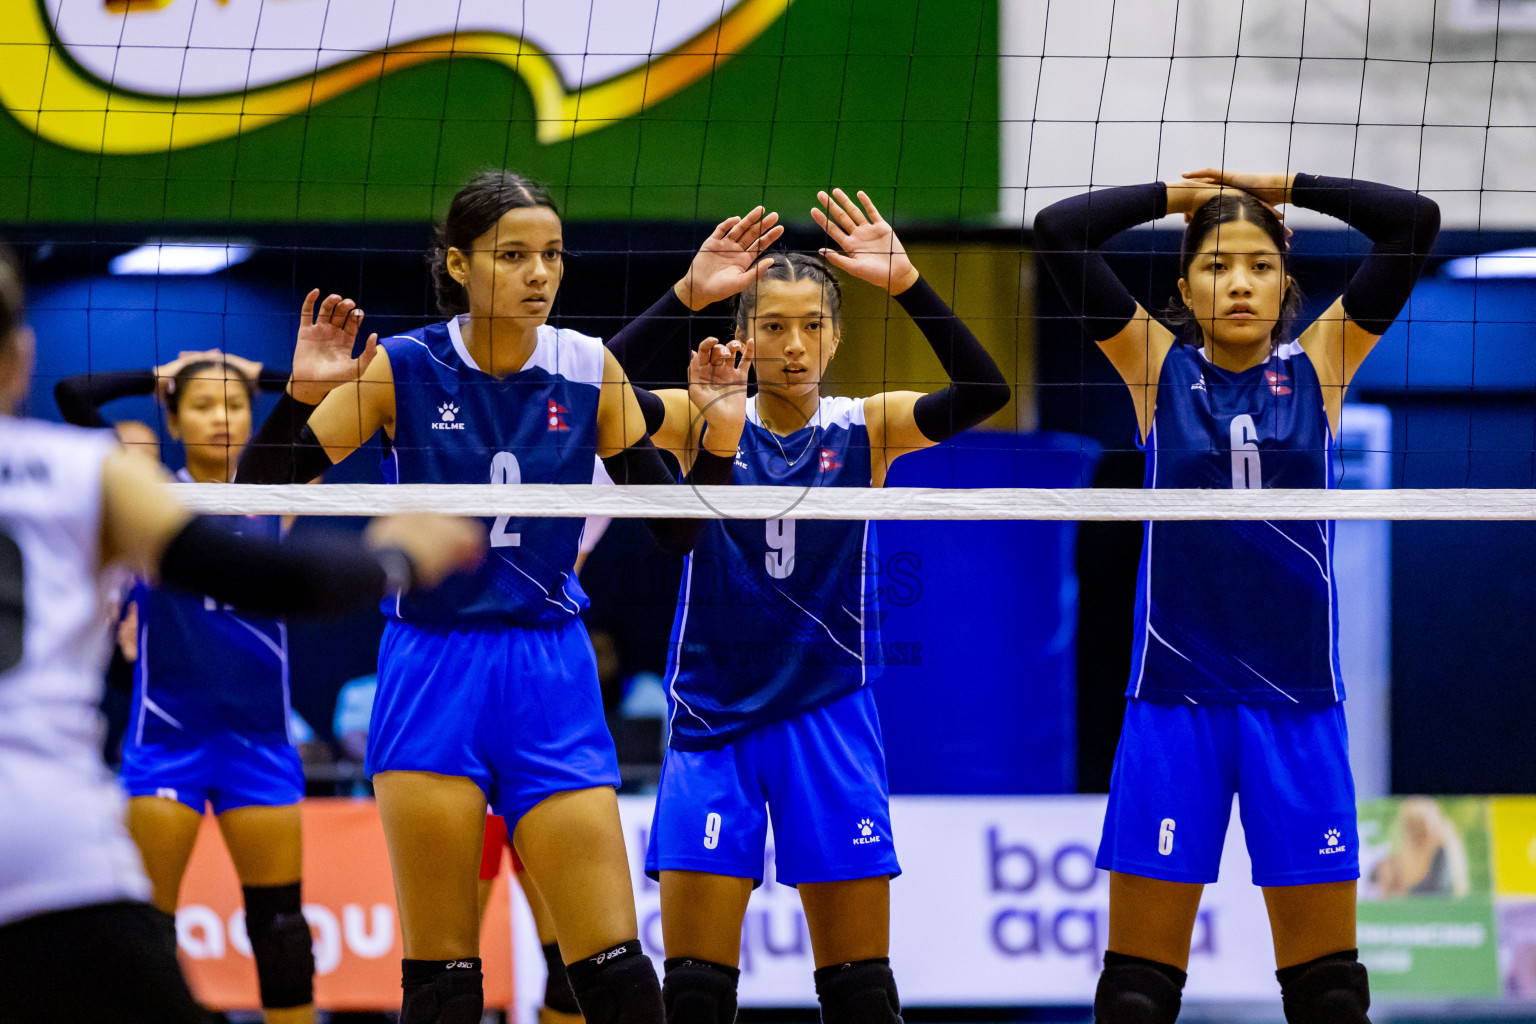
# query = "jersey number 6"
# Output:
<box><xmin>765</xmin><ymin>518</ymin><xmax>796</xmax><ymax>579</ymax></box>
<box><xmin>489</xmin><ymin>452</ymin><xmax>521</xmax><ymax>548</ymax></box>
<box><xmin>1229</xmin><ymin>414</ymin><xmax>1261</xmax><ymax>490</ymax></box>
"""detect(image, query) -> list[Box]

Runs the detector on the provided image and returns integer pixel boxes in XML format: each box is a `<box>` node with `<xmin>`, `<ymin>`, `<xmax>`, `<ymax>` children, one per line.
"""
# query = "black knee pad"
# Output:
<box><xmin>565</xmin><ymin>940</ymin><xmax>664</xmax><ymax>1024</ymax></box>
<box><xmin>543</xmin><ymin>940</ymin><xmax>581</xmax><ymax>1015</ymax></box>
<box><xmin>401</xmin><ymin>957</ymin><xmax>485</xmax><ymax>1024</ymax></box>
<box><xmin>663</xmin><ymin>957</ymin><xmax>740</xmax><ymax>1024</ymax></box>
<box><xmin>1277</xmin><ymin>949</ymin><xmax>1370</xmax><ymax>1024</ymax></box>
<box><xmin>242</xmin><ymin>883</ymin><xmax>314</xmax><ymax>1009</ymax></box>
<box><xmin>1093</xmin><ymin>951</ymin><xmax>1186</xmax><ymax>1024</ymax></box>
<box><xmin>812</xmin><ymin>957</ymin><xmax>902</xmax><ymax>1024</ymax></box>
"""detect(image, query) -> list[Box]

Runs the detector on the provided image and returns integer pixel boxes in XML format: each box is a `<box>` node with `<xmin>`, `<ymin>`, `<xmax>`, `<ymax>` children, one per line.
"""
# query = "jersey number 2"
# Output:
<box><xmin>1229</xmin><ymin>414</ymin><xmax>1261</xmax><ymax>490</ymax></box>
<box><xmin>765</xmin><ymin>518</ymin><xmax>796</xmax><ymax>579</ymax></box>
<box><xmin>0</xmin><ymin>528</ymin><xmax>21</xmax><ymax>674</ymax></box>
<box><xmin>489</xmin><ymin>452</ymin><xmax>521</xmax><ymax>548</ymax></box>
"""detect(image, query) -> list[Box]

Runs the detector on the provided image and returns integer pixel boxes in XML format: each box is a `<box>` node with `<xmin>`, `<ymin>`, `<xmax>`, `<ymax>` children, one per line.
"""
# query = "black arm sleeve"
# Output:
<box><xmin>1290</xmin><ymin>173</ymin><xmax>1441</xmax><ymax>335</ymax></box>
<box><xmin>234</xmin><ymin>392</ymin><xmax>334</xmax><ymax>485</ymax></box>
<box><xmin>257</xmin><ymin>366</ymin><xmax>292</xmax><ymax>393</ymax></box>
<box><xmin>159</xmin><ymin>516</ymin><xmax>410</xmax><ymax>619</ymax></box>
<box><xmin>1032</xmin><ymin>183</ymin><xmax>1168</xmax><ymax>342</ymax></box>
<box><xmin>898</xmin><ymin>278</ymin><xmax>1011</xmax><ymax>443</ymax></box>
<box><xmin>600</xmin><ymin>435</ymin><xmax>718</xmax><ymax>556</ymax></box>
<box><xmin>632</xmin><ymin>385</ymin><xmax>666</xmax><ymax>437</ymax></box>
<box><xmin>53</xmin><ymin>369</ymin><xmax>157</xmax><ymax>428</ymax></box>
<box><xmin>606</xmin><ymin>288</ymin><xmax>694</xmax><ymax>386</ymax></box>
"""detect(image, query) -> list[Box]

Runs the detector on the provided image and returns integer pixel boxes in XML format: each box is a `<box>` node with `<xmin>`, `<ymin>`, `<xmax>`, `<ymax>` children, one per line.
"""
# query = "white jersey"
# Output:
<box><xmin>0</xmin><ymin>417</ymin><xmax>150</xmax><ymax>927</ymax></box>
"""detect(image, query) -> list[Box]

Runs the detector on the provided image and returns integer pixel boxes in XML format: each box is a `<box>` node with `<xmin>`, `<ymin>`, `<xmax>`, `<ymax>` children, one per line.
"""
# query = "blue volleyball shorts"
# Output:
<box><xmin>1098</xmin><ymin>698</ymin><xmax>1360</xmax><ymax>886</ymax></box>
<box><xmin>646</xmin><ymin>686</ymin><xmax>901</xmax><ymax>887</ymax></box>
<box><xmin>120</xmin><ymin>734</ymin><xmax>303</xmax><ymax>815</ymax></box>
<box><xmin>366</xmin><ymin>616</ymin><xmax>620</xmax><ymax>830</ymax></box>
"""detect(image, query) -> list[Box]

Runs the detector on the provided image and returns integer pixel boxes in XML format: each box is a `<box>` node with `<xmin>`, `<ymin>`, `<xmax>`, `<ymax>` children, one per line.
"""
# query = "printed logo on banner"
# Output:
<box><xmin>7</xmin><ymin>0</ymin><xmax>794</xmax><ymax>154</ymax></box>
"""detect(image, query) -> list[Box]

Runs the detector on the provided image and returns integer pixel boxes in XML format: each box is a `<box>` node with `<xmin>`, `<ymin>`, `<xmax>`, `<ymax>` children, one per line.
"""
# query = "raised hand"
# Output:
<box><xmin>290</xmin><ymin>289</ymin><xmax>379</xmax><ymax>405</ymax></box>
<box><xmin>1182</xmin><ymin>168</ymin><xmax>1294</xmax><ymax>208</ymax></box>
<box><xmin>813</xmin><ymin>188</ymin><xmax>919</xmax><ymax>295</ymax></box>
<box><xmin>687</xmin><ymin>336</ymin><xmax>753</xmax><ymax>456</ymax></box>
<box><xmin>153</xmin><ymin>348</ymin><xmax>226</xmax><ymax>401</ymax></box>
<box><xmin>675</xmin><ymin>207</ymin><xmax>784</xmax><ymax>311</ymax></box>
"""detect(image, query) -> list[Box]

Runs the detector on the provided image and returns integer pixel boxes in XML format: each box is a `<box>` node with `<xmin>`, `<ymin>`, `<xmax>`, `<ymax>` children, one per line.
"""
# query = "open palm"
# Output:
<box><xmin>678</xmin><ymin>207</ymin><xmax>785</xmax><ymax>310</ymax></box>
<box><xmin>291</xmin><ymin>289</ymin><xmax>378</xmax><ymax>404</ymax></box>
<box><xmin>812</xmin><ymin>188</ymin><xmax>919</xmax><ymax>294</ymax></box>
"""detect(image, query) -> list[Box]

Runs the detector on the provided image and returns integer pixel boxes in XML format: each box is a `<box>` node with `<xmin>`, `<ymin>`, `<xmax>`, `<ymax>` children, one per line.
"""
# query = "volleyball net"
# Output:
<box><xmin>6</xmin><ymin>0</ymin><xmax>1536</xmax><ymax>522</ymax></box>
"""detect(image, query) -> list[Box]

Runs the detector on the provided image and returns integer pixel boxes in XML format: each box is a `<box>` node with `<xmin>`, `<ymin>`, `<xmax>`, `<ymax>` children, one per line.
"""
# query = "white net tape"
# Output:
<box><xmin>171</xmin><ymin>484</ymin><xmax>1536</xmax><ymax>521</ymax></box>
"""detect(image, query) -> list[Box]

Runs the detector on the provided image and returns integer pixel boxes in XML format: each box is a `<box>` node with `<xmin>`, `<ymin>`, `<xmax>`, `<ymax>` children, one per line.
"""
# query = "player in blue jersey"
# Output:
<box><xmin>611</xmin><ymin>189</ymin><xmax>1009</xmax><ymax>1024</ymax></box>
<box><xmin>237</xmin><ymin>170</ymin><xmax>753</xmax><ymax>1024</ymax></box>
<box><xmin>57</xmin><ymin>343</ymin><xmax>338</xmax><ymax>1024</ymax></box>
<box><xmin>1035</xmin><ymin>170</ymin><xmax>1439</xmax><ymax>1023</ymax></box>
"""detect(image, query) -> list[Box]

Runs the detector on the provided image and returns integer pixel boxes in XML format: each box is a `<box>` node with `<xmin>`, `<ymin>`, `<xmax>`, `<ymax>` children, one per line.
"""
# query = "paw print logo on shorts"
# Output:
<box><xmin>1325</xmin><ymin>829</ymin><xmax>1340</xmax><ymax>847</ymax></box>
<box><xmin>857</xmin><ymin>818</ymin><xmax>875</xmax><ymax>837</ymax></box>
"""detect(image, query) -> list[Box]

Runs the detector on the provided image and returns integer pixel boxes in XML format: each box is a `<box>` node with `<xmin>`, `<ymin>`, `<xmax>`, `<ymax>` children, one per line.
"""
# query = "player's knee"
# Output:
<box><xmin>1093</xmin><ymin>951</ymin><xmax>1186</xmax><ymax>1024</ymax></box>
<box><xmin>543</xmin><ymin>940</ymin><xmax>582</xmax><ymax>1015</ymax></box>
<box><xmin>813</xmin><ymin>957</ymin><xmax>901</xmax><ymax>1024</ymax></box>
<box><xmin>401</xmin><ymin>957</ymin><xmax>484</xmax><ymax>1024</ymax></box>
<box><xmin>1276</xmin><ymin>949</ymin><xmax>1369</xmax><ymax>1024</ymax></box>
<box><xmin>241</xmin><ymin>883</ymin><xmax>314</xmax><ymax>1009</ymax></box>
<box><xmin>565</xmin><ymin>940</ymin><xmax>663</xmax><ymax>1024</ymax></box>
<box><xmin>662</xmin><ymin>957</ymin><xmax>740</xmax><ymax>1024</ymax></box>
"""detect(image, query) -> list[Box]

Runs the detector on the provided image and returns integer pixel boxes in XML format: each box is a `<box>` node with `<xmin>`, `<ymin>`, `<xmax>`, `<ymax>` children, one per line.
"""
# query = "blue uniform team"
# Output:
<box><xmin>136</xmin><ymin>165</ymin><xmax>1434</xmax><ymax>1024</ymax></box>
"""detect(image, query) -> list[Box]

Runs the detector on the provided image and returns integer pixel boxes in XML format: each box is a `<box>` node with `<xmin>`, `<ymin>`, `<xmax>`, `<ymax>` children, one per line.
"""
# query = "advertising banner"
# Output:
<box><xmin>174</xmin><ymin>799</ymin><xmax>513</xmax><ymax>1011</ymax></box>
<box><xmin>1356</xmin><ymin>797</ymin><xmax>1499</xmax><ymax>997</ymax></box>
<box><xmin>0</xmin><ymin>0</ymin><xmax>997</xmax><ymax>223</ymax></box>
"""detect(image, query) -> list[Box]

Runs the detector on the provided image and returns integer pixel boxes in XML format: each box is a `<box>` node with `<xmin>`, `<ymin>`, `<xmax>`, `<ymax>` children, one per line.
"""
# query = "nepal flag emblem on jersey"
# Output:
<box><xmin>547</xmin><ymin>400</ymin><xmax>570</xmax><ymax>431</ymax></box>
<box><xmin>1265</xmin><ymin>370</ymin><xmax>1292</xmax><ymax>395</ymax></box>
<box><xmin>819</xmin><ymin>448</ymin><xmax>841</xmax><ymax>472</ymax></box>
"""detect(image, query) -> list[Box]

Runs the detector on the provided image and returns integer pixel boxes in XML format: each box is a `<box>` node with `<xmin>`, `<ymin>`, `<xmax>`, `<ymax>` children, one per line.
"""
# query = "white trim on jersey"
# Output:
<box><xmin>446</xmin><ymin>317</ymin><xmax>607</xmax><ymax>389</ymax></box>
<box><xmin>746</xmin><ymin>394</ymin><xmax>865</xmax><ymax>432</ymax></box>
<box><xmin>666</xmin><ymin>553</ymin><xmax>710</xmax><ymax>734</ymax></box>
<box><xmin>1132</xmin><ymin>421</ymin><xmax>1159</xmax><ymax>699</ymax></box>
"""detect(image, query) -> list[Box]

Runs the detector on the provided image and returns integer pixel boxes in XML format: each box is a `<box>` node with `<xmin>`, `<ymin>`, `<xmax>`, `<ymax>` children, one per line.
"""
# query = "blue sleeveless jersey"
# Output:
<box><xmin>666</xmin><ymin>396</ymin><xmax>881</xmax><ymax>750</ymax></box>
<box><xmin>131</xmin><ymin>509</ymin><xmax>290</xmax><ymax>744</ymax></box>
<box><xmin>382</xmin><ymin>318</ymin><xmax>600</xmax><ymax>624</ymax></box>
<box><xmin>1129</xmin><ymin>342</ymin><xmax>1342</xmax><ymax>705</ymax></box>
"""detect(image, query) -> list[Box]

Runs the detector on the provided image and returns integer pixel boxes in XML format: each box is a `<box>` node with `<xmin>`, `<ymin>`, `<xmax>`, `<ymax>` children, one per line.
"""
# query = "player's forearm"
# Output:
<box><xmin>1033</xmin><ymin>183</ymin><xmax>1166</xmax><ymax>342</ymax></box>
<box><xmin>606</xmin><ymin>289</ymin><xmax>694</xmax><ymax>385</ymax></box>
<box><xmin>895</xmin><ymin>277</ymin><xmax>1010</xmax><ymax>442</ymax></box>
<box><xmin>54</xmin><ymin>368</ymin><xmax>156</xmax><ymax>428</ymax></box>
<box><xmin>235</xmin><ymin>392</ymin><xmax>334</xmax><ymax>485</ymax></box>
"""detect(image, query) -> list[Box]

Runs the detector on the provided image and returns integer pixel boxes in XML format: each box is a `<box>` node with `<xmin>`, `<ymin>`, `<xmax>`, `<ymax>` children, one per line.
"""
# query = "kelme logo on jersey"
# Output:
<box><xmin>1192</xmin><ymin>375</ymin><xmax>1207</xmax><ymax>392</ymax></box>
<box><xmin>1266</xmin><ymin>370</ymin><xmax>1292</xmax><ymax>395</ymax></box>
<box><xmin>433</xmin><ymin>403</ymin><xmax>466</xmax><ymax>431</ymax></box>
<box><xmin>853</xmin><ymin>817</ymin><xmax>882</xmax><ymax>845</ymax></box>
<box><xmin>819</xmin><ymin>448</ymin><xmax>841</xmax><ymax>472</ymax></box>
<box><xmin>1318</xmin><ymin>828</ymin><xmax>1348</xmax><ymax>855</ymax></box>
<box><xmin>548</xmin><ymin>400</ymin><xmax>570</xmax><ymax>432</ymax></box>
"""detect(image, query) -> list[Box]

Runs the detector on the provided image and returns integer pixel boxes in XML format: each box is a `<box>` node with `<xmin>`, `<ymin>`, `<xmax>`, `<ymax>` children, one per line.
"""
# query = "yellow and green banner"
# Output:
<box><xmin>0</xmin><ymin>0</ymin><xmax>998</xmax><ymax>223</ymax></box>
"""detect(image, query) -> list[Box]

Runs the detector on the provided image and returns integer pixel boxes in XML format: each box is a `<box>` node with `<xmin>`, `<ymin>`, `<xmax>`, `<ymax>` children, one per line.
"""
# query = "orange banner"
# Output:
<box><xmin>174</xmin><ymin>798</ymin><xmax>513</xmax><ymax>1011</ymax></box>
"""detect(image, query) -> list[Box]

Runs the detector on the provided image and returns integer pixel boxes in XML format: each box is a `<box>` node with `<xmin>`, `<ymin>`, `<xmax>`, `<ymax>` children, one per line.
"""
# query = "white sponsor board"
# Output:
<box><xmin>510</xmin><ymin>796</ymin><xmax>1284</xmax><ymax>1016</ymax></box>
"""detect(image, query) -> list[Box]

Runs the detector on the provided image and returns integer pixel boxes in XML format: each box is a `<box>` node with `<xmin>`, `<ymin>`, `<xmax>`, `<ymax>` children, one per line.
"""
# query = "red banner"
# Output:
<box><xmin>174</xmin><ymin>798</ymin><xmax>513</xmax><ymax>1011</ymax></box>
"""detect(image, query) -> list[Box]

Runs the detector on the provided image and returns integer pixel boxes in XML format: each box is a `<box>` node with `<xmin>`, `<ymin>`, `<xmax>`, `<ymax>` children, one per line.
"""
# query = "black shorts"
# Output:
<box><xmin>0</xmin><ymin>900</ymin><xmax>207</xmax><ymax>1024</ymax></box>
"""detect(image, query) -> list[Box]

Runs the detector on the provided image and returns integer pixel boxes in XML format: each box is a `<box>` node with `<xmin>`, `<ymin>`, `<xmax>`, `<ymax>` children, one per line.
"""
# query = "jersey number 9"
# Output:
<box><xmin>489</xmin><ymin>452</ymin><xmax>522</xmax><ymax>549</ymax></box>
<box><xmin>765</xmin><ymin>518</ymin><xmax>796</xmax><ymax>579</ymax></box>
